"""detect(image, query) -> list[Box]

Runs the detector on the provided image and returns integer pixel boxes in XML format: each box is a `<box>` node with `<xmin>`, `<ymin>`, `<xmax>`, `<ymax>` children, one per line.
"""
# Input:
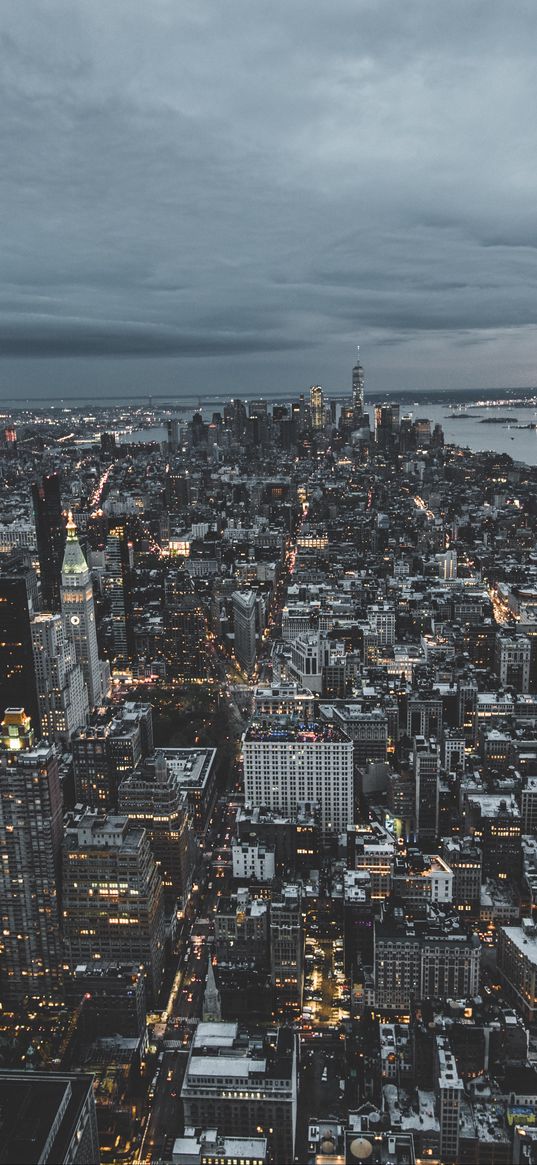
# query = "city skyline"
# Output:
<box><xmin>2</xmin><ymin>1</ymin><xmax>537</xmax><ymax>400</ymax></box>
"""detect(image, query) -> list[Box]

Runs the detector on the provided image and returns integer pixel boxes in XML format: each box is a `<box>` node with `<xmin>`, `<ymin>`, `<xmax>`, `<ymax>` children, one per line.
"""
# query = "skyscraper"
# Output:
<box><xmin>60</xmin><ymin>514</ymin><xmax>105</xmax><ymax>708</ymax></box>
<box><xmin>352</xmin><ymin>350</ymin><xmax>365</xmax><ymax>416</ymax></box>
<box><xmin>63</xmin><ymin>809</ymin><xmax>165</xmax><ymax>1003</ymax></box>
<box><xmin>32</xmin><ymin>471</ymin><xmax>65</xmax><ymax>611</ymax></box>
<box><xmin>413</xmin><ymin>735</ymin><xmax>440</xmax><ymax>843</ymax></box>
<box><xmin>232</xmin><ymin>590</ymin><xmax>257</xmax><ymax>675</ymax></box>
<box><xmin>104</xmin><ymin>524</ymin><xmax>134</xmax><ymax>659</ymax></box>
<box><xmin>31</xmin><ymin>613</ymin><xmax>89</xmax><ymax>744</ymax></box>
<box><xmin>309</xmin><ymin>384</ymin><xmax>325</xmax><ymax>430</ymax></box>
<box><xmin>118</xmin><ymin>750</ymin><xmax>195</xmax><ymax>914</ymax></box>
<box><xmin>0</xmin><ymin>709</ymin><xmax>63</xmax><ymax>1005</ymax></box>
<box><xmin>0</xmin><ymin>554</ymin><xmax>40</xmax><ymax>728</ymax></box>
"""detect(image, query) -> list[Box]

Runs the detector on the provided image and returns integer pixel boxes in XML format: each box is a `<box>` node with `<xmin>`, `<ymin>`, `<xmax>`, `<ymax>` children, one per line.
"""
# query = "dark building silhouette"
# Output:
<box><xmin>0</xmin><ymin>553</ymin><xmax>40</xmax><ymax>727</ymax></box>
<box><xmin>32</xmin><ymin>471</ymin><xmax>65</xmax><ymax>611</ymax></box>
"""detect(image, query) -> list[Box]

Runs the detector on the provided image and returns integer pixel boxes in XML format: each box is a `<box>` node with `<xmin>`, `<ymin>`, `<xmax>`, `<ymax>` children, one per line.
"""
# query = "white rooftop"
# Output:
<box><xmin>187</xmin><ymin>1055</ymin><xmax>266</xmax><ymax>1078</ymax></box>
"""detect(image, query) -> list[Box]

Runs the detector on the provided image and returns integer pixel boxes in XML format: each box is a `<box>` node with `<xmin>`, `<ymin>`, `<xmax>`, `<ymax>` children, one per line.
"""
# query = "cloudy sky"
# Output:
<box><xmin>1</xmin><ymin>0</ymin><xmax>537</xmax><ymax>401</ymax></box>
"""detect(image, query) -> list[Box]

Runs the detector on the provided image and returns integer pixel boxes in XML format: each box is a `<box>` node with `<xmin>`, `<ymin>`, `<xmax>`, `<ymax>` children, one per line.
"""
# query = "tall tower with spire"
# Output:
<box><xmin>352</xmin><ymin>347</ymin><xmax>365</xmax><ymax>416</ymax></box>
<box><xmin>61</xmin><ymin>513</ymin><xmax>105</xmax><ymax>709</ymax></box>
<box><xmin>202</xmin><ymin>955</ymin><xmax>222</xmax><ymax>1022</ymax></box>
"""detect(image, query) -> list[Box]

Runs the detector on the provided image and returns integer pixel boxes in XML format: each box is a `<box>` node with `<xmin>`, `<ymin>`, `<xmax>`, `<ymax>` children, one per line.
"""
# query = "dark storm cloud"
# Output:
<box><xmin>1</xmin><ymin>0</ymin><xmax>537</xmax><ymax>397</ymax></box>
<box><xmin>0</xmin><ymin>316</ymin><xmax>310</xmax><ymax>358</ymax></box>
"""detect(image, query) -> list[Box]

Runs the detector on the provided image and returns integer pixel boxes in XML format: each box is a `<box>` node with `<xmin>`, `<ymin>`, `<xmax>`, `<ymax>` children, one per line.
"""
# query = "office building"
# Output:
<box><xmin>0</xmin><ymin>709</ymin><xmax>63</xmax><ymax>1004</ymax></box>
<box><xmin>172</xmin><ymin>1129</ymin><xmax>267</xmax><ymax>1165</ymax></box>
<box><xmin>32</xmin><ymin>471</ymin><xmax>65</xmax><ymax>611</ymax></box>
<box><xmin>270</xmin><ymin>883</ymin><xmax>304</xmax><ymax>1020</ymax></box>
<box><xmin>522</xmin><ymin>778</ymin><xmax>537</xmax><ymax>834</ymax></box>
<box><xmin>0</xmin><ymin>1071</ymin><xmax>99</xmax><ymax>1164</ymax></box>
<box><xmin>167</xmin><ymin>417</ymin><xmax>180</xmax><ymax>453</ymax></box>
<box><xmin>31</xmin><ymin>612</ymin><xmax>89</xmax><ymax>744</ymax></box>
<box><xmin>159</xmin><ymin>746</ymin><xmax>217</xmax><ymax>831</ymax></box>
<box><xmin>243</xmin><ymin>722</ymin><xmax>353</xmax><ymax>834</ymax></box>
<box><xmin>60</xmin><ymin>514</ymin><xmax>105</xmax><ymax>708</ymax></box>
<box><xmin>392</xmin><ymin>853</ymin><xmax>453</xmax><ymax>908</ymax></box>
<box><xmin>63</xmin><ymin>809</ymin><xmax>165</xmax><ymax>1003</ymax></box>
<box><xmin>119</xmin><ymin>750</ymin><xmax>195</xmax><ymax>913</ymax></box>
<box><xmin>0</xmin><ymin>552</ymin><xmax>40</xmax><ymax>728</ymax></box>
<box><xmin>309</xmin><ymin>384</ymin><xmax>324</xmax><ymax>430</ymax></box>
<box><xmin>442</xmin><ymin>837</ymin><xmax>482</xmax><ymax>917</ymax></box>
<box><xmin>235</xmin><ymin>804</ymin><xmax>321</xmax><ymax>875</ymax></box>
<box><xmin>494</xmin><ymin>633</ymin><xmax>531</xmax><ymax>693</ymax></box>
<box><xmin>352</xmin><ymin>352</ymin><xmax>365</xmax><ymax>416</ymax></box>
<box><xmin>413</xmin><ymin>735</ymin><xmax>440</xmax><ymax>843</ymax></box>
<box><xmin>104</xmin><ymin>524</ymin><xmax>134</xmax><ymax>659</ymax></box>
<box><xmin>347</xmin><ymin>822</ymin><xmax>396</xmax><ymax>901</ymax></box>
<box><xmin>343</xmin><ymin>869</ymin><xmax>374</xmax><ymax>975</ymax></box>
<box><xmin>374</xmin><ymin>403</ymin><xmax>400</xmax><ymax>447</ymax></box>
<box><xmin>65</xmin><ymin>961</ymin><xmax>146</xmax><ymax>1039</ymax></box>
<box><xmin>214</xmin><ymin>890</ymin><xmax>271</xmax><ymax>1021</ymax></box>
<box><xmin>435</xmin><ymin>1035</ymin><xmax>463</xmax><ymax>1164</ymax></box>
<box><xmin>367</xmin><ymin>603</ymin><xmax>396</xmax><ymax>648</ymax></box>
<box><xmin>254</xmin><ymin>683</ymin><xmax>315</xmax><ymax>721</ymax></box>
<box><xmin>181</xmin><ymin>1022</ymin><xmax>297</xmax><ymax>1164</ymax></box>
<box><xmin>232</xmin><ymin>590</ymin><xmax>257</xmax><ymax>675</ymax></box>
<box><xmin>373</xmin><ymin>906</ymin><xmax>480</xmax><ymax>1012</ymax></box>
<box><xmin>498</xmin><ymin>919</ymin><xmax>537</xmax><ymax>1024</ymax></box>
<box><xmin>73</xmin><ymin>705</ymin><xmax>149</xmax><ymax>808</ymax></box>
<box><xmin>464</xmin><ymin>792</ymin><xmax>521</xmax><ymax>880</ymax></box>
<box><xmin>325</xmin><ymin>705</ymin><xmax>388</xmax><ymax>766</ymax></box>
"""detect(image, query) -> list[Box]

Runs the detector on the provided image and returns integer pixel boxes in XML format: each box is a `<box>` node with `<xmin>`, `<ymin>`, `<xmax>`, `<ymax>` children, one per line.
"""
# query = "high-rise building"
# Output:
<box><xmin>63</xmin><ymin>809</ymin><xmax>165</xmax><ymax>1003</ymax></box>
<box><xmin>32</xmin><ymin>471</ymin><xmax>65</xmax><ymax>611</ymax></box>
<box><xmin>65</xmin><ymin>961</ymin><xmax>146</xmax><ymax>1039</ymax></box>
<box><xmin>104</xmin><ymin>524</ymin><xmax>134</xmax><ymax>660</ymax></box>
<box><xmin>442</xmin><ymin>836</ymin><xmax>482</xmax><ymax>917</ymax></box>
<box><xmin>31</xmin><ymin>613</ymin><xmax>89</xmax><ymax>744</ymax></box>
<box><xmin>494</xmin><ymin>633</ymin><xmax>531</xmax><ymax>693</ymax></box>
<box><xmin>243</xmin><ymin>722</ymin><xmax>353</xmax><ymax>834</ymax></box>
<box><xmin>0</xmin><ymin>709</ymin><xmax>63</xmax><ymax>1005</ymax></box>
<box><xmin>167</xmin><ymin>416</ymin><xmax>180</xmax><ymax>453</ymax></box>
<box><xmin>498</xmin><ymin>918</ymin><xmax>537</xmax><ymax>1023</ymax></box>
<box><xmin>72</xmin><ymin>704</ymin><xmax>152</xmax><ymax>809</ymax></box>
<box><xmin>0</xmin><ymin>554</ymin><xmax>40</xmax><ymax>728</ymax></box>
<box><xmin>352</xmin><ymin>351</ymin><xmax>365</xmax><ymax>416</ymax></box>
<box><xmin>270</xmin><ymin>884</ymin><xmax>304</xmax><ymax>1020</ymax></box>
<box><xmin>232</xmin><ymin>590</ymin><xmax>257</xmax><ymax>675</ymax></box>
<box><xmin>118</xmin><ymin>750</ymin><xmax>195</xmax><ymax>914</ymax></box>
<box><xmin>374</xmin><ymin>403</ymin><xmax>400</xmax><ymax>448</ymax></box>
<box><xmin>181</xmin><ymin>1022</ymin><xmax>297</xmax><ymax>1164</ymax></box>
<box><xmin>435</xmin><ymin>1036</ymin><xmax>463</xmax><ymax>1164</ymax></box>
<box><xmin>214</xmin><ymin>889</ymin><xmax>271</xmax><ymax>1021</ymax></box>
<box><xmin>0</xmin><ymin>1071</ymin><xmax>100</xmax><ymax>1165</ymax></box>
<box><xmin>60</xmin><ymin>513</ymin><xmax>105</xmax><ymax>708</ymax></box>
<box><xmin>464</xmin><ymin>791</ymin><xmax>521</xmax><ymax>880</ymax></box>
<box><xmin>413</xmin><ymin>735</ymin><xmax>440</xmax><ymax>843</ymax></box>
<box><xmin>328</xmin><ymin>706</ymin><xmax>388</xmax><ymax>766</ymax></box>
<box><xmin>309</xmin><ymin>384</ymin><xmax>325</xmax><ymax>430</ymax></box>
<box><xmin>373</xmin><ymin>906</ymin><xmax>480</xmax><ymax>1011</ymax></box>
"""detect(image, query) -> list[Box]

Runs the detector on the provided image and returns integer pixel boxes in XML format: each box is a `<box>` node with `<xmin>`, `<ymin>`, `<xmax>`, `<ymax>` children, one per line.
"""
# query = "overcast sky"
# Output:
<box><xmin>2</xmin><ymin>0</ymin><xmax>537</xmax><ymax>402</ymax></box>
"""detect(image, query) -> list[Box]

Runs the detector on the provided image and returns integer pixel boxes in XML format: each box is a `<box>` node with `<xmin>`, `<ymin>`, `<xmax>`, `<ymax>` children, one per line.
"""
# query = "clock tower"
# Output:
<box><xmin>61</xmin><ymin>513</ymin><xmax>104</xmax><ymax>709</ymax></box>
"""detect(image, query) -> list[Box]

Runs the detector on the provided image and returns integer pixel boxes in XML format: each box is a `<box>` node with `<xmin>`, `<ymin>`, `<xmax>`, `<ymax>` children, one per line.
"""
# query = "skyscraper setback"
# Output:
<box><xmin>32</xmin><ymin>471</ymin><xmax>65</xmax><ymax>611</ymax></box>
